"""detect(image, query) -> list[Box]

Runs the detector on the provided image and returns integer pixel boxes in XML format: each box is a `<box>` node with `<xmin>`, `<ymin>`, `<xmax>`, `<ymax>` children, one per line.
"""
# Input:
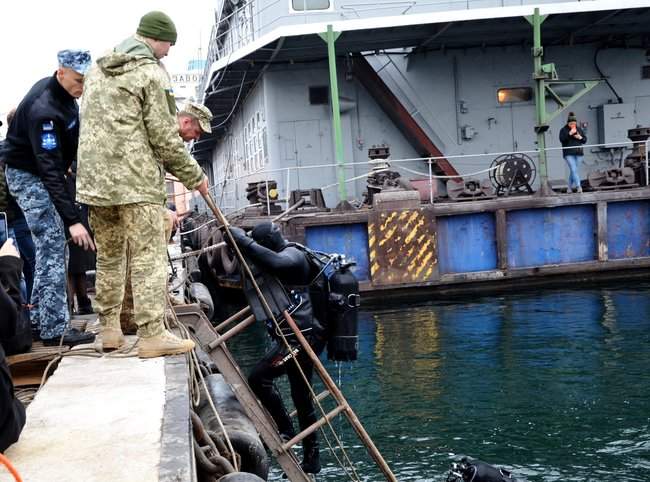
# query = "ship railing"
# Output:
<box><xmin>201</xmin><ymin>0</ymin><xmax>571</xmax><ymax>67</ymax></box>
<box><xmin>197</xmin><ymin>140</ymin><xmax>649</xmax><ymax>214</ymax></box>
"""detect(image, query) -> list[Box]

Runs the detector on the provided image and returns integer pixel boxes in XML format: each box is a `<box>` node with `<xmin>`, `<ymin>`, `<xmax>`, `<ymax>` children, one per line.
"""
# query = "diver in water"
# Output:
<box><xmin>229</xmin><ymin>222</ymin><xmax>326</xmax><ymax>474</ymax></box>
<box><xmin>446</xmin><ymin>457</ymin><xmax>518</xmax><ymax>482</ymax></box>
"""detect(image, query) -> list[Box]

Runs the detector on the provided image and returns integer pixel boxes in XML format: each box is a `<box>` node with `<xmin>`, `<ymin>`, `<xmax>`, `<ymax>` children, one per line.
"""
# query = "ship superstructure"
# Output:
<box><xmin>192</xmin><ymin>0</ymin><xmax>650</xmax><ymax>210</ymax></box>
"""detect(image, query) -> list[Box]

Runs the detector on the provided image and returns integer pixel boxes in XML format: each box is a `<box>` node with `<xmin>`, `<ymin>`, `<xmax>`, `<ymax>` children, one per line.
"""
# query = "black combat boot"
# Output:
<box><xmin>42</xmin><ymin>328</ymin><xmax>96</xmax><ymax>347</ymax></box>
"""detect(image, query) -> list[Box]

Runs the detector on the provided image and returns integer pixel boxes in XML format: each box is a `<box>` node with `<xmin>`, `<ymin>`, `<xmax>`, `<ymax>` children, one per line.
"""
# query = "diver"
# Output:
<box><xmin>228</xmin><ymin>222</ymin><xmax>326</xmax><ymax>474</ymax></box>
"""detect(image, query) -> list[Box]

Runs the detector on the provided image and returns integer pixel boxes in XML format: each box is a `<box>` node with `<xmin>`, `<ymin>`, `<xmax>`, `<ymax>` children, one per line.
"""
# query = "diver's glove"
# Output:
<box><xmin>227</xmin><ymin>226</ymin><xmax>253</xmax><ymax>249</ymax></box>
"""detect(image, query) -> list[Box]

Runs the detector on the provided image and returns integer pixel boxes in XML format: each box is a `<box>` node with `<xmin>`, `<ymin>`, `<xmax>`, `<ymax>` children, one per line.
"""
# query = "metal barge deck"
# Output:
<box><xmin>278</xmin><ymin>188</ymin><xmax>650</xmax><ymax>297</ymax></box>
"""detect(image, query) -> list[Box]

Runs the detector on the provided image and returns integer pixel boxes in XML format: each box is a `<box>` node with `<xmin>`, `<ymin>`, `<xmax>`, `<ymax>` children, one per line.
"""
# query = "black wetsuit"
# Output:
<box><xmin>230</xmin><ymin>226</ymin><xmax>325</xmax><ymax>472</ymax></box>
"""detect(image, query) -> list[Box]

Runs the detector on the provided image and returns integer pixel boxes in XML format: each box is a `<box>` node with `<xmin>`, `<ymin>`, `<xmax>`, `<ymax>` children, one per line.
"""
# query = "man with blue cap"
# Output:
<box><xmin>2</xmin><ymin>49</ymin><xmax>96</xmax><ymax>347</ymax></box>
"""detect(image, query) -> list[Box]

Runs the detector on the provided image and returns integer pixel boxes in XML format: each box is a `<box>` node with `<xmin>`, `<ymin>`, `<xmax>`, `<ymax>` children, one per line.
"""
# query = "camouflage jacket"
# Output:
<box><xmin>77</xmin><ymin>36</ymin><xmax>204</xmax><ymax>206</ymax></box>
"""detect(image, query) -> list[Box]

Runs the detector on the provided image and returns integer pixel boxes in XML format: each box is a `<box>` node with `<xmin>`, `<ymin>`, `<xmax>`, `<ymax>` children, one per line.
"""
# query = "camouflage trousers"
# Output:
<box><xmin>5</xmin><ymin>167</ymin><xmax>69</xmax><ymax>339</ymax></box>
<box><xmin>89</xmin><ymin>203</ymin><xmax>167</xmax><ymax>338</ymax></box>
<box><xmin>119</xmin><ymin>210</ymin><xmax>174</xmax><ymax>334</ymax></box>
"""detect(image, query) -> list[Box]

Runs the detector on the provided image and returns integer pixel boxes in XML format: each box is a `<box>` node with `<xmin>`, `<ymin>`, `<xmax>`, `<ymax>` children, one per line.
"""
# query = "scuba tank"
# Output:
<box><xmin>322</xmin><ymin>255</ymin><xmax>360</xmax><ymax>361</ymax></box>
<box><xmin>296</xmin><ymin>245</ymin><xmax>361</xmax><ymax>362</ymax></box>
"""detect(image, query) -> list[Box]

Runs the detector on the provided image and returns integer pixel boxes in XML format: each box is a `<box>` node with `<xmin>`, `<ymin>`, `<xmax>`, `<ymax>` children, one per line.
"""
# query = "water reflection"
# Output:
<box><xmin>229</xmin><ymin>283</ymin><xmax>650</xmax><ymax>481</ymax></box>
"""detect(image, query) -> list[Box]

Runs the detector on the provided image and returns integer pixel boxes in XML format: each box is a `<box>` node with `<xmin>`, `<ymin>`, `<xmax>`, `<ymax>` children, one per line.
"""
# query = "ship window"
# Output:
<box><xmin>497</xmin><ymin>87</ymin><xmax>533</xmax><ymax>104</ymax></box>
<box><xmin>291</xmin><ymin>0</ymin><xmax>331</xmax><ymax>11</ymax></box>
<box><xmin>309</xmin><ymin>86</ymin><xmax>329</xmax><ymax>105</ymax></box>
<box><xmin>642</xmin><ymin>66</ymin><xmax>650</xmax><ymax>79</ymax></box>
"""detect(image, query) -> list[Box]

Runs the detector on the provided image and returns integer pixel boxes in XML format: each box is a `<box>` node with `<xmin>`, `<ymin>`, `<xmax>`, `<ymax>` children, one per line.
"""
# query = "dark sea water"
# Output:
<box><xmin>229</xmin><ymin>282</ymin><xmax>650</xmax><ymax>481</ymax></box>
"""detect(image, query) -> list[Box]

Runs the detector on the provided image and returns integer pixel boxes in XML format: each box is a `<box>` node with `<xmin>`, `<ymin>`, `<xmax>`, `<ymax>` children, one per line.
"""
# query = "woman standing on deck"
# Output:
<box><xmin>559</xmin><ymin>112</ymin><xmax>587</xmax><ymax>193</ymax></box>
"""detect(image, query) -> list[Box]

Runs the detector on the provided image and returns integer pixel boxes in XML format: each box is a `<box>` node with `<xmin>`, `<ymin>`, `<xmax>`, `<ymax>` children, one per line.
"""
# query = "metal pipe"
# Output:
<box><xmin>281</xmin><ymin>404</ymin><xmax>347</xmax><ymax>451</ymax></box>
<box><xmin>322</xmin><ymin>24</ymin><xmax>348</xmax><ymax>202</ymax></box>
<box><xmin>428</xmin><ymin>159</ymin><xmax>434</xmax><ymax>204</ymax></box>
<box><xmin>208</xmin><ymin>315</ymin><xmax>256</xmax><ymax>349</ymax></box>
<box><xmin>265</xmin><ymin>178</ymin><xmax>271</xmax><ymax>216</ymax></box>
<box><xmin>289</xmin><ymin>390</ymin><xmax>330</xmax><ymax>418</ymax></box>
<box><xmin>215</xmin><ymin>306</ymin><xmax>252</xmax><ymax>332</ymax></box>
<box><xmin>645</xmin><ymin>137</ymin><xmax>650</xmax><ymax>186</ymax></box>
<box><xmin>169</xmin><ymin>242</ymin><xmax>227</xmax><ymax>261</ymax></box>
<box><xmin>272</xmin><ymin>199</ymin><xmax>305</xmax><ymax>223</ymax></box>
<box><xmin>531</xmin><ymin>7</ymin><xmax>551</xmax><ymax>196</ymax></box>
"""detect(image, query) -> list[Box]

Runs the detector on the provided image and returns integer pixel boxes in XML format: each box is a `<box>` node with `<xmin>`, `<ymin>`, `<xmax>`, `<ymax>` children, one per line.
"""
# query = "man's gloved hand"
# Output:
<box><xmin>227</xmin><ymin>226</ymin><xmax>253</xmax><ymax>248</ymax></box>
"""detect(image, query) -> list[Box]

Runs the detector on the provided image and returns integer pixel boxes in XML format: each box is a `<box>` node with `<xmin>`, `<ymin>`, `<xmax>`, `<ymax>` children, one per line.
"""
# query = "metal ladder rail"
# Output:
<box><xmin>173</xmin><ymin>304</ymin><xmax>311</xmax><ymax>482</ymax></box>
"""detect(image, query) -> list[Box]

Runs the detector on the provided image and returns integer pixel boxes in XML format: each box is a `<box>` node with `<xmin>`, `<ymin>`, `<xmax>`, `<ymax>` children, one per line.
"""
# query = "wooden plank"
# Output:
<box><xmin>597</xmin><ymin>201</ymin><xmax>609</xmax><ymax>261</ymax></box>
<box><xmin>495</xmin><ymin>209</ymin><xmax>508</xmax><ymax>270</ymax></box>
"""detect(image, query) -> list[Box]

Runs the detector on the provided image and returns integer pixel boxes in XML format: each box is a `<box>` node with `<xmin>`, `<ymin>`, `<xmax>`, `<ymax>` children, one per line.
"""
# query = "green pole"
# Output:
<box><xmin>531</xmin><ymin>8</ymin><xmax>551</xmax><ymax>196</ymax></box>
<box><xmin>321</xmin><ymin>24</ymin><xmax>347</xmax><ymax>201</ymax></box>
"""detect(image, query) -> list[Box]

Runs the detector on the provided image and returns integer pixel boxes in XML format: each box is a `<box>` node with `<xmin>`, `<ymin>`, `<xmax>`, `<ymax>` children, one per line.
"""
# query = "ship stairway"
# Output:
<box><xmin>172</xmin><ymin>192</ymin><xmax>397</xmax><ymax>482</ymax></box>
<box><xmin>352</xmin><ymin>53</ymin><xmax>459</xmax><ymax>178</ymax></box>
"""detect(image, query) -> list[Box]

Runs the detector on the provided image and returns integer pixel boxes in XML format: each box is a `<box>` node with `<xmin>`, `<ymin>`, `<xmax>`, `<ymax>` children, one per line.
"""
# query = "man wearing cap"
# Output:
<box><xmin>178</xmin><ymin>102</ymin><xmax>213</xmax><ymax>142</ymax></box>
<box><xmin>77</xmin><ymin>12</ymin><xmax>209</xmax><ymax>358</ymax></box>
<box><xmin>3</xmin><ymin>50</ymin><xmax>96</xmax><ymax>347</ymax></box>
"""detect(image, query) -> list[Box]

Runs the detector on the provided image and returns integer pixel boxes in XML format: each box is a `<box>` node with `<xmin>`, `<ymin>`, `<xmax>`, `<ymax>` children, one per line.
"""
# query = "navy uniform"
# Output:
<box><xmin>2</xmin><ymin>50</ymin><xmax>95</xmax><ymax>346</ymax></box>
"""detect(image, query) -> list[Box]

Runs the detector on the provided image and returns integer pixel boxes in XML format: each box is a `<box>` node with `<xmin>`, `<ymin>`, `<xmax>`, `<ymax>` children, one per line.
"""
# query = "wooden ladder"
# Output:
<box><xmin>173</xmin><ymin>304</ymin><xmax>396</xmax><ymax>482</ymax></box>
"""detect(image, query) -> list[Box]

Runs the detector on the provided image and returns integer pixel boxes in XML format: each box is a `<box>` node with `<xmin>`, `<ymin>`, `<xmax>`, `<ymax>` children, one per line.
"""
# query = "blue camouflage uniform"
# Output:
<box><xmin>2</xmin><ymin>50</ymin><xmax>91</xmax><ymax>340</ymax></box>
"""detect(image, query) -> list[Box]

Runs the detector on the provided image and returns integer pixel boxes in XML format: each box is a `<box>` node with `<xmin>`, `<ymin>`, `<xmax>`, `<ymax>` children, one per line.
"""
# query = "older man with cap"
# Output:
<box><xmin>178</xmin><ymin>102</ymin><xmax>213</xmax><ymax>141</ymax></box>
<box><xmin>3</xmin><ymin>49</ymin><xmax>96</xmax><ymax>347</ymax></box>
<box><xmin>77</xmin><ymin>12</ymin><xmax>209</xmax><ymax>358</ymax></box>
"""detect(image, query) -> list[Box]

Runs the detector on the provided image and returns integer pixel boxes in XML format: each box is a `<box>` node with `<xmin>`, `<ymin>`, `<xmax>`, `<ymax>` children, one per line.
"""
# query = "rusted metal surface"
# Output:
<box><xmin>368</xmin><ymin>208</ymin><xmax>438</xmax><ymax>286</ymax></box>
<box><xmin>352</xmin><ymin>54</ymin><xmax>458</xmax><ymax>177</ymax></box>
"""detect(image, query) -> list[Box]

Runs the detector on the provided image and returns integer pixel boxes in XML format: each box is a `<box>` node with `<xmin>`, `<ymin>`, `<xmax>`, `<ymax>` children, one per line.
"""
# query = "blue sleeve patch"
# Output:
<box><xmin>41</xmin><ymin>132</ymin><xmax>58</xmax><ymax>150</ymax></box>
<box><xmin>40</xmin><ymin>121</ymin><xmax>58</xmax><ymax>151</ymax></box>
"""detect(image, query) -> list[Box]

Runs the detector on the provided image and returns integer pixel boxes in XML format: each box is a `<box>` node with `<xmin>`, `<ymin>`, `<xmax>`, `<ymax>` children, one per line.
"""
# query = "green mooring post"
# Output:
<box><xmin>319</xmin><ymin>24</ymin><xmax>347</xmax><ymax>202</ymax></box>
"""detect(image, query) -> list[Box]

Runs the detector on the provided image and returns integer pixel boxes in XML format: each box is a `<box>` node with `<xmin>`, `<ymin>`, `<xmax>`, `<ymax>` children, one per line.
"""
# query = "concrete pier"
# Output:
<box><xmin>1</xmin><ymin>346</ymin><xmax>193</xmax><ymax>482</ymax></box>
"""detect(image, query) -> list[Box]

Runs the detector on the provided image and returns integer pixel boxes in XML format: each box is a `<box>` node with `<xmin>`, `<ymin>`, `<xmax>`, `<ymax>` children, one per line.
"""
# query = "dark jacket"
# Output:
<box><xmin>0</xmin><ymin>255</ymin><xmax>27</xmax><ymax>452</ymax></box>
<box><xmin>3</xmin><ymin>74</ymin><xmax>81</xmax><ymax>227</ymax></box>
<box><xmin>559</xmin><ymin>125</ymin><xmax>587</xmax><ymax>157</ymax></box>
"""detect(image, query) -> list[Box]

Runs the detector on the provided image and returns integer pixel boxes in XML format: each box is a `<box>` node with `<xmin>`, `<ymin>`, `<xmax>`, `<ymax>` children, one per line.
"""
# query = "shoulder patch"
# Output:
<box><xmin>41</xmin><ymin>121</ymin><xmax>58</xmax><ymax>150</ymax></box>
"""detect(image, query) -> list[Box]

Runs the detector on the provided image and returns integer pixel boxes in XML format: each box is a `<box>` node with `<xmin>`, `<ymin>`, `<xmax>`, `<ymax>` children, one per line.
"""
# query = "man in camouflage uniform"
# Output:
<box><xmin>3</xmin><ymin>50</ymin><xmax>96</xmax><ymax>347</ymax></box>
<box><xmin>120</xmin><ymin>102</ymin><xmax>213</xmax><ymax>334</ymax></box>
<box><xmin>77</xmin><ymin>12</ymin><xmax>209</xmax><ymax>357</ymax></box>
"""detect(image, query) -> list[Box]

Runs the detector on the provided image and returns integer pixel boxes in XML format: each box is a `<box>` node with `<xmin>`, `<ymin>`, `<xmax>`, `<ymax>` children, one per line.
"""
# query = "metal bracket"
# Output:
<box><xmin>524</xmin><ymin>13</ymin><xmax>548</xmax><ymax>25</ymax></box>
<box><xmin>545</xmin><ymin>80</ymin><xmax>601</xmax><ymax>124</ymax></box>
